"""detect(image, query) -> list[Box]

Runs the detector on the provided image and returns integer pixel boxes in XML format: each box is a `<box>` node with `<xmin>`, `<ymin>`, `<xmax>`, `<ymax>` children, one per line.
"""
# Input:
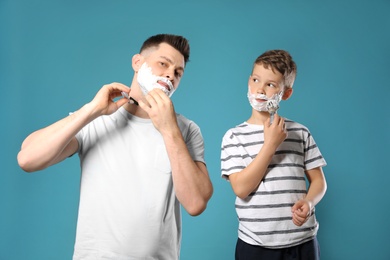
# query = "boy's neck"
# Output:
<box><xmin>247</xmin><ymin>110</ymin><xmax>270</xmax><ymax>125</ymax></box>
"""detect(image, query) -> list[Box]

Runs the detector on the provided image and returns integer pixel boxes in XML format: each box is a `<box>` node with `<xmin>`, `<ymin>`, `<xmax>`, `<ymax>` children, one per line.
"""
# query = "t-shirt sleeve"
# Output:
<box><xmin>183</xmin><ymin>120</ymin><xmax>206</xmax><ymax>164</ymax></box>
<box><xmin>69</xmin><ymin>111</ymin><xmax>83</xmax><ymax>155</ymax></box>
<box><xmin>220</xmin><ymin>130</ymin><xmax>246</xmax><ymax>180</ymax></box>
<box><xmin>304</xmin><ymin>130</ymin><xmax>327</xmax><ymax>171</ymax></box>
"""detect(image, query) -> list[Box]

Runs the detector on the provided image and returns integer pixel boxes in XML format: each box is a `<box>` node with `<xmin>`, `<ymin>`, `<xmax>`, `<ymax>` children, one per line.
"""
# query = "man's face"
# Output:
<box><xmin>137</xmin><ymin>43</ymin><xmax>185</xmax><ymax>96</ymax></box>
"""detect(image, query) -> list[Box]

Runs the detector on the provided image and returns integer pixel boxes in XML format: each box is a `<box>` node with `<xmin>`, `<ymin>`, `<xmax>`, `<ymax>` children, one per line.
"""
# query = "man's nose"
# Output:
<box><xmin>164</xmin><ymin>69</ymin><xmax>175</xmax><ymax>83</ymax></box>
<box><xmin>165</xmin><ymin>70</ymin><xmax>174</xmax><ymax>78</ymax></box>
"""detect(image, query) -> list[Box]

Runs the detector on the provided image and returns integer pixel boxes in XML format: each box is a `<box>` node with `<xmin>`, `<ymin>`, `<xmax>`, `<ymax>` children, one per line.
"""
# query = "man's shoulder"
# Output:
<box><xmin>176</xmin><ymin>113</ymin><xmax>198</xmax><ymax>128</ymax></box>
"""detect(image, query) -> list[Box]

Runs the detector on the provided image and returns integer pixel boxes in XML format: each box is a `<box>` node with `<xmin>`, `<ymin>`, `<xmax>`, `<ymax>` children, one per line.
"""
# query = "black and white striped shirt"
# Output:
<box><xmin>221</xmin><ymin>119</ymin><xmax>326</xmax><ymax>249</ymax></box>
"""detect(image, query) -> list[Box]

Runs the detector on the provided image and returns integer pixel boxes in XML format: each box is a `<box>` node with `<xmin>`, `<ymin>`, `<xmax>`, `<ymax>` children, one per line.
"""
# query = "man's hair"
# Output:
<box><xmin>140</xmin><ymin>34</ymin><xmax>190</xmax><ymax>65</ymax></box>
<box><xmin>254</xmin><ymin>50</ymin><xmax>297</xmax><ymax>89</ymax></box>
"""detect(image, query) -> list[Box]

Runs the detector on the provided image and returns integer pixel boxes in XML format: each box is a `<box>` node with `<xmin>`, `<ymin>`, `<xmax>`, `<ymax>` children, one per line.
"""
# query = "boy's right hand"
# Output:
<box><xmin>89</xmin><ymin>82</ymin><xmax>130</xmax><ymax>117</ymax></box>
<box><xmin>263</xmin><ymin>114</ymin><xmax>287</xmax><ymax>149</ymax></box>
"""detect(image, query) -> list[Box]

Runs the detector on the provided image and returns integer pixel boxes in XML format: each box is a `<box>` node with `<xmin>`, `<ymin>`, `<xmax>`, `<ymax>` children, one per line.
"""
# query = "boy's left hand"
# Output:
<box><xmin>291</xmin><ymin>199</ymin><xmax>312</xmax><ymax>226</ymax></box>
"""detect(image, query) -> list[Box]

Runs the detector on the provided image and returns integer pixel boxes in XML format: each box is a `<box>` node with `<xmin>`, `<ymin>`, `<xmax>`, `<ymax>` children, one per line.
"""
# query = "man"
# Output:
<box><xmin>17</xmin><ymin>34</ymin><xmax>213</xmax><ymax>259</ymax></box>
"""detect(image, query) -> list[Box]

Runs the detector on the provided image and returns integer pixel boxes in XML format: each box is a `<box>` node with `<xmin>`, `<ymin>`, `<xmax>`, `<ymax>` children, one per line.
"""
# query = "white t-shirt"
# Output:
<box><xmin>73</xmin><ymin>107</ymin><xmax>205</xmax><ymax>260</ymax></box>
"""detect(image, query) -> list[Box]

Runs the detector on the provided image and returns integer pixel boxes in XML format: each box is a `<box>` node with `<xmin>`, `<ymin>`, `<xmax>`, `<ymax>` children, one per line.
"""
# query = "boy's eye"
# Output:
<box><xmin>268</xmin><ymin>83</ymin><xmax>275</xmax><ymax>88</ymax></box>
<box><xmin>253</xmin><ymin>78</ymin><xmax>259</xmax><ymax>83</ymax></box>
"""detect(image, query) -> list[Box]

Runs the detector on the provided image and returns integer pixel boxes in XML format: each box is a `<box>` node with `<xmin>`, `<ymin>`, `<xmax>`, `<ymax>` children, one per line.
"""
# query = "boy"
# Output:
<box><xmin>221</xmin><ymin>50</ymin><xmax>327</xmax><ymax>259</ymax></box>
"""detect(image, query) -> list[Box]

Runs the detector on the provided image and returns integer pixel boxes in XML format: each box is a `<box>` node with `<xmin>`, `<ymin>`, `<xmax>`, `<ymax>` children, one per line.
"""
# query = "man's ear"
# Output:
<box><xmin>132</xmin><ymin>54</ymin><xmax>144</xmax><ymax>72</ymax></box>
<box><xmin>282</xmin><ymin>88</ymin><xmax>293</xmax><ymax>100</ymax></box>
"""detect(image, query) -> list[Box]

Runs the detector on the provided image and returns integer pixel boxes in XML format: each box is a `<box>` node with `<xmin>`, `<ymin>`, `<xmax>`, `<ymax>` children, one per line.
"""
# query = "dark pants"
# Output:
<box><xmin>235</xmin><ymin>237</ymin><xmax>320</xmax><ymax>260</ymax></box>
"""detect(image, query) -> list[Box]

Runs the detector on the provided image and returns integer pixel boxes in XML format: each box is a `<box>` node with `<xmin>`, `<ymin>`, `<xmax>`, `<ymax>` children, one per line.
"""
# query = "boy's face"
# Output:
<box><xmin>248</xmin><ymin>63</ymin><xmax>284</xmax><ymax>99</ymax></box>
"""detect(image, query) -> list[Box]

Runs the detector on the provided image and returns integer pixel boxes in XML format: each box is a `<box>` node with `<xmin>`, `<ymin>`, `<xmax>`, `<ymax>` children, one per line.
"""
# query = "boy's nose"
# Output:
<box><xmin>256</xmin><ymin>85</ymin><xmax>265</xmax><ymax>94</ymax></box>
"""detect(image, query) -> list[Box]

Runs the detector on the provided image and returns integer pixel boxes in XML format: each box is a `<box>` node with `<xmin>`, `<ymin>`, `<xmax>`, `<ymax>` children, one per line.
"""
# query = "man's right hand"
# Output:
<box><xmin>89</xmin><ymin>82</ymin><xmax>130</xmax><ymax>117</ymax></box>
<box><xmin>17</xmin><ymin>82</ymin><xmax>130</xmax><ymax>172</ymax></box>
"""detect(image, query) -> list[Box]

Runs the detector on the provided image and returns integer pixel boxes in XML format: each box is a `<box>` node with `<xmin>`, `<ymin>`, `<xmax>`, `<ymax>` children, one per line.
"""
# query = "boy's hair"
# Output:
<box><xmin>140</xmin><ymin>34</ymin><xmax>190</xmax><ymax>65</ymax></box>
<box><xmin>254</xmin><ymin>50</ymin><xmax>297</xmax><ymax>89</ymax></box>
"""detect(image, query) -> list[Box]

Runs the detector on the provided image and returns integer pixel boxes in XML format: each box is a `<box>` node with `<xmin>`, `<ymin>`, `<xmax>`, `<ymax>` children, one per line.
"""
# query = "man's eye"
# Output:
<box><xmin>160</xmin><ymin>62</ymin><xmax>166</xmax><ymax>67</ymax></box>
<box><xmin>268</xmin><ymin>83</ymin><xmax>275</xmax><ymax>88</ymax></box>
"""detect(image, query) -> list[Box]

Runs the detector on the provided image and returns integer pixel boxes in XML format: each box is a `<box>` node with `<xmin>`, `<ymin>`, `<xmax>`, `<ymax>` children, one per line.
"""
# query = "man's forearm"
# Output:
<box><xmin>17</xmin><ymin>103</ymin><xmax>97</xmax><ymax>172</ymax></box>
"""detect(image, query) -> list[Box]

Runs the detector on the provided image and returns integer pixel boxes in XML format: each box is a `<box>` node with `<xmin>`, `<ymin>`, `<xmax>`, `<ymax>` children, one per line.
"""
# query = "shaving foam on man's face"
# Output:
<box><xmin>247</xmin><ymin>87</ymin><xmax>283</xmax><ymax>112</ymax></box>
<box><xmin>137</xmin><ymin>62</ymin><xmax>175</xmax><ymax>97</ymax></box>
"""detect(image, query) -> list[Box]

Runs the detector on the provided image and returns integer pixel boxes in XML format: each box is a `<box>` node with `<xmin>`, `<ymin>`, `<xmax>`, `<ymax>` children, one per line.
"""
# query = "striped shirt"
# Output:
<box><xmin>221</xmin><ymin>119</ymin><xmax>326</xmax><ymax>249</ymax></box>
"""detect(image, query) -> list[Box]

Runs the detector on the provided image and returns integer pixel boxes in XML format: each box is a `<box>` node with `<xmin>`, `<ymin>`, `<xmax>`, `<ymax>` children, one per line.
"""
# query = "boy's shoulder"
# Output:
<box><xmin>223</xmin><ymin>118</ymin><xmax>312</xmax><ymax>138</ymax></box>
<box><xmin>226</xmin><ymin>121</ymin><xmax>252</xmax><ymax>131</ymax></box>
<box><xmin>222</xmin><ymin>121</ymin><xmax>261</xmax><ymax>140</ymax></box>
<box><xmin>285</xmin><ymin>118</ymin><xmax>310</xmax><ymax>131</ymax></box>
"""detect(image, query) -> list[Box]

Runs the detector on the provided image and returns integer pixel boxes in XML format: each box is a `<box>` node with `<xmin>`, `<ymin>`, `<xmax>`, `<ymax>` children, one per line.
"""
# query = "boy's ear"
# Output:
<box><xmin>282</xmin><ymin>88</ymin><xmax>293</xmax><ymax>100</ymax></box>
<box><xmin>132</xmin><ymin>54</ymin><xmax>144</xmax><ymax>72</ymax></box>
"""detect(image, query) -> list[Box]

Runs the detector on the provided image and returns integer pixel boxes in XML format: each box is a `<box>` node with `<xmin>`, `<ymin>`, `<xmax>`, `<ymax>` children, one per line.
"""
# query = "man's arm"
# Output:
<box><xmin>139</xmin><ymin>89</ymin><xmax>213</xmax><ymax>216</ymax></box>
<box><xmin>17</xmin><ymin>83</ymin><xmax>130</xmax><ymax>172</ymax></box>
<box><xmin>162</xmin><ymin>129</ymin><xmax>213</xmax><ymax>216</ymax></box>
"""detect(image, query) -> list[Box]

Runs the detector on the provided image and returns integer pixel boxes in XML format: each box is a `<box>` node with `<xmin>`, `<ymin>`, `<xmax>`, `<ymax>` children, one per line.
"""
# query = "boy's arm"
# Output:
<box><xmin>228</xmin><ymin>115</ymin><xmax>287</xmax><ymax>199</ymax></box>
<box><xmin>17</xmin><ymin>83</ymin><xmax>130</xmax><ymax>172</ymax></box>
<box><xmin>291</xmin><ymin>167</ymin><xmax>327</xmax><ymax>226</ymax></box>
<box><xmin>304</xmin><ymin>167</ymin><xmax>327</xmax><ymax>208</ymax></box>
<box><xmin>228</xmin><ymin>142</ymin><xmax>277</xmax><ymax>199</ymax></box>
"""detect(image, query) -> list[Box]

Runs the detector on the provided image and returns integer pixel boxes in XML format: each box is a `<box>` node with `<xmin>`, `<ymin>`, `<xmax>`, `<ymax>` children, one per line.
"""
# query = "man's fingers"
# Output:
<box><xmin>148</xmin><ymin>89</ymin><xmax>167</xmax><ymax>103</ymax></box>
<box><xmin>104</xmin><ymin>83</ymin><xmax>131</xmax><ymax>96</ymax></box>
<box><xmin>117</xmin><ymin>95</ymin><xmax>132</xmax><ymax>105</ymax></box>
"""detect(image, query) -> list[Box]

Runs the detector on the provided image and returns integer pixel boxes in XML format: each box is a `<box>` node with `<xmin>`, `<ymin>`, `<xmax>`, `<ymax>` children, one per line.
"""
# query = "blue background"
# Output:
<box><xmin>1</xmin><ymin>0</ymin><xmax>389</xmax><ymax>259</ymax></box>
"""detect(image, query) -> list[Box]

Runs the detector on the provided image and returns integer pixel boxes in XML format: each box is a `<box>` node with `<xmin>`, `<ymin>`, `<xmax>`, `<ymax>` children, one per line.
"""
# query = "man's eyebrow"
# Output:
<box><xmin>160</xmin><ymin>56</ymin><xmax>184</xmax><ymax>71</ymax></box>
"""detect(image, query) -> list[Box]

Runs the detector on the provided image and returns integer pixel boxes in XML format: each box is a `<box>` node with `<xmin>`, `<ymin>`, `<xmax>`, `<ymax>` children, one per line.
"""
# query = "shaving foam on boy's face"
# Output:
<box><xmin>137</xmin><ymin>62</ymin><xmax>175</xmax><ymax>97</ymax></box>
<box><xmin>247</xmin><ymin>87</ymin><xmax>283</xmax><ymax>112</ymax></box>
